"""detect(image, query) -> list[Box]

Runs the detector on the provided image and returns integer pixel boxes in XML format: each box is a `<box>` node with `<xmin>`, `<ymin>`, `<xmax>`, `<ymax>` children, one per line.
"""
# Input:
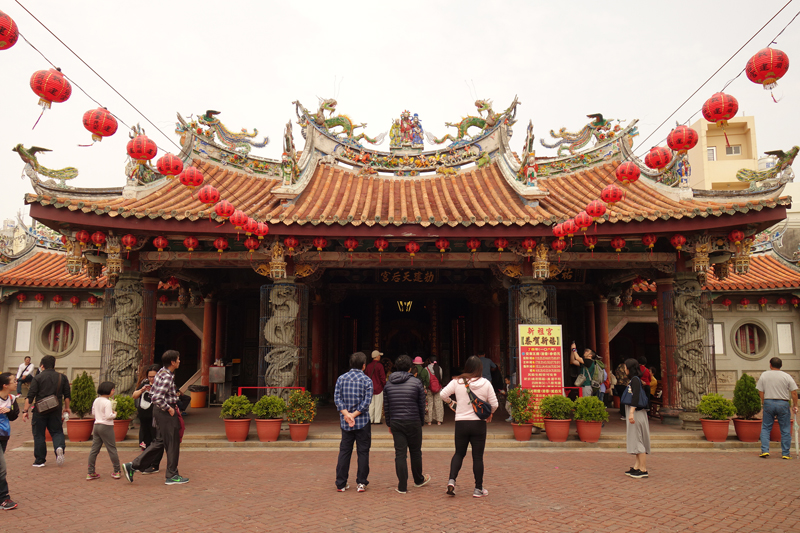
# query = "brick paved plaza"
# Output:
<box><xmin>3</xmin><ymin>440</ymin><xmax>799</xmax><ymax>532</ymax></box>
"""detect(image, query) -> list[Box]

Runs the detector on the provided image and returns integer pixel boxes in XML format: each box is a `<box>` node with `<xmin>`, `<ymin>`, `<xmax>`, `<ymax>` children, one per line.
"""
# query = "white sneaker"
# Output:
<box><xmin>473</xmin><ymin>488</ymin><xmax>489</xmax><ymax>498</ymax></box>
<box><xmin>357</xmin><ymin>483</ymin><xmax>367</xmax><ymax>492</ymax></box>
<box><xmin>56</xmin><ymin>447</ymin><xmax>64</xmax><ymax>466</ymax></box>
<box><xmin>336</xmin><ymin>484</ymin><xmax>349</xmax><ymax>492</ymax></box>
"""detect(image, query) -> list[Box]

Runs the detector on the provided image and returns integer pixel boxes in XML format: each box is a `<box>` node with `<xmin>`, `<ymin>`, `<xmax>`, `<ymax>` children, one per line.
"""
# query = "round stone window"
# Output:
<box><xmin>732</xmin><ymin>321</ymin><xmax>770</xmax><ymax>360</ymax></box>
<box><xmin>36</xmin><ymin>318</ymin><xmax>79</xmax><ymax>358</ymax></box>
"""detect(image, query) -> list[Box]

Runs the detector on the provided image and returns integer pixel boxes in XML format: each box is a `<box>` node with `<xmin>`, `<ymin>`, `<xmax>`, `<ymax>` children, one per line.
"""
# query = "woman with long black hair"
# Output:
<box><xmin>622</xmin><ymin>358</ymin><xmax>650</xmax><ymax>478</ymax></box>
<box><xmin>439</xmin><ymin>355</ymin><xmax>498</xmax><ymax>498</ymax></box>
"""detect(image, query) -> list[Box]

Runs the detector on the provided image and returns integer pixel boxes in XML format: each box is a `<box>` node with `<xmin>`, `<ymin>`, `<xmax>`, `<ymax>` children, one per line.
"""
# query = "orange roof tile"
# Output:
<box><xmin>0</xmin><ymin>251</ymin><xmax>106</xmax><ymax>288</ymax></box>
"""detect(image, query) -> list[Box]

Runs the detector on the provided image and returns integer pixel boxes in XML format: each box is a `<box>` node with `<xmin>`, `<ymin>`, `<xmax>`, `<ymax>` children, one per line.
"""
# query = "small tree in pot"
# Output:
<box><xmin>286</xmin><ymin>390</ymin><xmax>317</xmax><ymax>442</ymax></box>
<box><xmin>574</xmin><ymin>395</ymin><xmax>609</xmax><ymax>443</ymax></box>
<box><xmin>507</xmin><ymin>387</ymin><xmax>535</xmax><ymax>441</ymax></box>
<box><xmin>732</xmin><ymin>373</ymin><xmax>763</xmax><ymax>442</ymax></box>
<box><xmin>539</xmin><ymin>394</ymin><xmax>574</xmax><ymax>442</ymax></box>
<box><xmin>252</xmin><ymin>394</ymin><xmax>286</xmax><ymax>442</ymax></box>
<box><xmin>112</xmin><ymin>395</ymin><xmax>136</xmax><ymax>442</ymax></box>
<box><xmin>697</xmin><ymin>393</ymin><xmax>736</xmax><ymax>442</ymax></box>
<box><xmin>67</xmin><ymin>372</ymin><xmax>97</xmax><ymax>442</ymax></box>
<box><xmin>220</xmin><ymin>394</ymin><xmax>253</xmax><ymax>442</ymax></box>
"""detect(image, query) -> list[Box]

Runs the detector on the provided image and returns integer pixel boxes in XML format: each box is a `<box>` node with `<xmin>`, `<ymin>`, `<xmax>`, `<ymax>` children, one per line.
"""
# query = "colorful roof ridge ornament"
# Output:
<box><xmin>405</xmin><ymin>241</ymin><xmax>420</xmax><ymax>265</ymax></box>
<box><xmin>666</xmin><ymin>125</ymin><xmax>698</xmax><ymax>154</ymax></box>
<box><xmin>0</xmin><ymin>10</ymin><xmax>19</xmax><ymax>50</ymax></box>
<box><xmin>435</xmin><ymin>238</ymin><xmax>449</xmax><ymax>263</ymax></box>
<box><xmin>615</xmin><ymin>161</ymin><xmax>640</xmax><ymax>185</ymax></box>
<box><xmin>82</xmin><ymin>107</ymin><xmax>118</xmax><ymax>143</ymax></box>
<box><xmin>374</xmin><ymin>237</ymin><xmax>389</xmax><ymax>264</ymax></box>
<box><xmin>746</xmin><ymin>47</ymin><xmax>789</xmax><ymax>100</ymax></box>
<box><xmin>702</xmin><ymin>92</ymin><xmax>738</xmax><ymax>146</ymax></box>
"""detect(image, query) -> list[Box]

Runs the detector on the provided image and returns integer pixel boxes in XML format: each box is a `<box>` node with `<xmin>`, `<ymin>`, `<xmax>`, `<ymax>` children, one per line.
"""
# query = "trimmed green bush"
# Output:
<box><xmin>286</xmin><ymin>390</ymin><xmax>317</xmax><ymax>424</ymax></box>
<box><xmin>733</xmin><ymin>373</ymin><xmax>761</xmax><ymax>420</ymax></box>
<box><xmin>71</xmin><ymin>372</ymin><xmax>96</xmax><ymax>419</ymax></box>
<box><xmin>507</xmin><ymin>387</ymin><xmax>535</xmax><ymax>424</ymax></box>
<box><xmin>220</xmin><ymin>394</ymin><xmax>253</xmax><ymax>420</ymax></box>
<box><xmin>698</xmin><ymin>393</ymin><xmax>736</xmax><ymax>420</ymax></box>
<box><xmin>252</xmin><ymin>394</ymin><xmax>286</xmax><ymax>420</ymax></box>
<box><xmin>539</xmin><ymin>394</ymin><xmax>574</xmax><ymax>420</ymax></box>
<box><xmin>113</xmin><ymin>395</ymin><xmax>136</xmax><ymax>420</ymax></box>
<box><xmin>574</xmin><ymin>395</ymin><xmax>609</xmax><ymax>422</ymax></box>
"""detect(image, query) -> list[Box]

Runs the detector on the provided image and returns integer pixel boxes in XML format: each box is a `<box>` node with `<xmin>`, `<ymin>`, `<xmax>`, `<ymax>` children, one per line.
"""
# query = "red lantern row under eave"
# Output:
<box><xmin>230</xmin><ymin>210</ymin><xmax>249</xmax><ymax>230</ymax></box>
<box><xmin>243</xmin><ymin>218</ymin><xmax>259</xmax><ymax>237</ymax></box>
<box><xmin>610</xmin><ymin>237</ymin><xmax>626</xmax><ymax>252</ymax></box>
<box><xmin>70</xmin><ymin>296</ymin><xmax>80</xmax><ymax>307</ymax></box>
<box><xmin>521</xmin><ymin>237</ymin><xmax>536</xmax><ymax>253</ymax></box>
<box><xmin>666</xmin><ymin>125</ymin><xmax>698</xmax><ymax>153</ymax></box>
<box><xmin>157</xmin><ymin>154</ymin><xmax>183</xmax><ymax>179</ymax></box>
<box><xmin>30</xmin><ymin>68</ymin><xmax>72</xmax><ymax>109</ymax></box>
<box><xmin>344</xmin><ymin>237</ymin><xmax>359</xmax><ymax>252</ymax></box>
<box><xmin>213</xmin><ymin>237</ymin><xmax>229</xmax><ymax>253</ymax></box>
<box><xmin>16</xmin><ymin>293</ymin><xmax>26</xmax><ymax>303</ymax></box>
<box><xmin>0</xmin><ymin>10</ymin><xmax>20</xmax><ymax>50</ymax></box>
<box><xmin>127</xmin><ymin>133</ymin><xmax>158</xmax><ymax>162</ymax></box>
<box><xmin>75</xmin><ymin>230</ymin><xmax>90</xmax><ymax>246</ymax></box>
<box><xmin>574</xmin><ymin>211</ymin><xmax>592</xmax><ymax>231</ymax></box>
<box><xmin>284</xmin><ymin>236</ymin><xmax>299</xmax><ymax>252</ymax></box>
<box><xmin>183</xmin><ymin>237</ymin><xmax>199</xmax><ymax>252</ymax></box>
<box><xmin>466</xmin><ymin>238</ymin><xmax>481</xmax><ymax>252</ymax></box>
<box><xmin>670</xmin><ymin>234</ymin><xmax>687</xmax><ymax>251</ymax></box>
<box><xmin>254</xmin><ymin>222</ymin><xmax>269</xmax><ymax>239</ymax></box>
<box><xmin>746</xmin><ymin>47</ymin><xmax>790</xmax><ymax>91</ymax></box>
<box><xmin>374</xmin><ymin>237</ymin><xmax>389</xmax><ymax>252</ymax></box>
<box><xmin>728</xmin><ymin>229</ymin><xmax>745</xmax><ymax>245</ymax></box>
<box><xmin>551</xmin><ymin>239</ymin><xmax>566</xmax><ymax>254</ymax></box>
<box><xmin>83</xmin><ymin>107</ymin><xmax>118</xmax><ymax>142</ymax></box>
<box><xmin>243</xmin><ymin>237</ymin><xmax>260</xmax><ymax>254</ymax></box>
<box><xmin>153</xmin><ymin>236</ymin><xmax>169</xmax><ymax>251</ymax></box>
<box><xmin>214</xmin><ymin>200</ymin><xmax>235</xmax><ymax>220</ymax></box>
<box><xmin>562</xmin><ymin>219</ymin><xmax>578</xmax><ymax>237</ymax></box>
<box><xmin>642</xmin><ymin>233</ymin><xmax>657</xmax><ymax>249</ymax></box>
<box><xmin>313</xmin><ymin>237</ymin><xmax>328</xmax><ymax>251</ymax></box>
<box><xmin>121</xmin><ymin>234</ymin><xmax>137</xmax><ymax>250</ymax></box>
<box><xmin>88</xmin><ymin>295</ymin><xmax>98</xmax><ymax>305</ymax></box>
<box><xmin>91</xmin><ymin>231</ymin><xmax>106</xmax><ymax>248</ymax></box>
<box><xmin>586</xmin><ymin>200</ymin><xmax>606</xmax><ymax>220</ymax></box>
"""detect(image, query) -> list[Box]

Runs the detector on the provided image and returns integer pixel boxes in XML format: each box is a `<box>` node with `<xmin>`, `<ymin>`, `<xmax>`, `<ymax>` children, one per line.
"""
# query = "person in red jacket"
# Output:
<box><xmin>638</xmin><ymin>357</ymin><xmax>652</xmax><ymax>400</ymax></box>
<box><xmin>366</xmin><ymin>350</ymin><xmax>386</xmax><ymax>424</ymax></box>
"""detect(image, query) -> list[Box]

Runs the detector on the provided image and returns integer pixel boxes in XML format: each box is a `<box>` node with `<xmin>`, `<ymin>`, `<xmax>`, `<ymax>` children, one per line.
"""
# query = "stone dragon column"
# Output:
<box><xmin>101</xmin><ymin>271</ymin><xmax>146</xmax><ymax>395</ymax></box>
<box><xmin>262</xmin><ymin>277</ymin><xmax>305</xmax><ymax>403</ymax></box>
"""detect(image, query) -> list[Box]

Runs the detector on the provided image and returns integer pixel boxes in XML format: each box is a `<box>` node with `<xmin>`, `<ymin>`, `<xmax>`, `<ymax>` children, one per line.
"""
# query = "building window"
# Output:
<box><xmin>713</xmin><ymin>323</ymin><xmax>725</xmax><ymax>355</ymax></box>
<box><xmin>85</xmin><ymin>320</ymin><xmax>102</xmax><ymax>352</ymax></box>
<box><xmin>14</xmin><ymin>320</ymin><xmax>32</xmax><ymax>352</ymax></box>
<box><xmin>725</xmin><ymin>145</ymin><xmax>742</xmax><ymax>156</ymax></box>
<box><xmin>37</xmin><ymin>318</ymin><xmax>78</xmax><ymax>358</ymax></box>
<box><xmin>707</xmin><ymin>147</ymin><xmax>716</xmax><ymax>161</ymax></box>
<box><xmin>733</xmin><ymin>322</ymin><xmax>768</xmax><ymax>359</ymax></box>
<box><xmin>777</xmin><ymin>323</ymin><xmax>794</xmax><ymax>354</ymax></box>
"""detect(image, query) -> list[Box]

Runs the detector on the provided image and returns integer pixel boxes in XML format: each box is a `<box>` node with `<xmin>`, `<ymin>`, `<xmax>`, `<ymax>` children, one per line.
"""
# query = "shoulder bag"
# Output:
<box><xmin>620</xmin><ymin>377</ymin><xmax>649</xmax><ymax>410</ymax></box>
<box><xmin>35</xmin><ymin>373</ymin><xmax>62</xmax><ymax>414</ymax></box>
<box><xmin>464</xmin><ymin>379</ymin><xmax>492</xmax><ymax>420</ymax></box>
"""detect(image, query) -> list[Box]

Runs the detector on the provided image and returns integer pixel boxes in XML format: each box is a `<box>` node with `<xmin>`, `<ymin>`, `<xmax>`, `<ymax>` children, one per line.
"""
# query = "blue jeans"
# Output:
<box><xmin>760</xmin><ymin>400</ymin><xmax>791</xmax><ymax>456</ymax></box>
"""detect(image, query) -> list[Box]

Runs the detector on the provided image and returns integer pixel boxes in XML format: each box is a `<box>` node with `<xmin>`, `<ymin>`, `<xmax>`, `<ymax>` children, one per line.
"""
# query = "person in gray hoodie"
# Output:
<box><xmin>383</xmin><ymin>354</ymin><xmax>431</xmax><ymax>494</ymax></box>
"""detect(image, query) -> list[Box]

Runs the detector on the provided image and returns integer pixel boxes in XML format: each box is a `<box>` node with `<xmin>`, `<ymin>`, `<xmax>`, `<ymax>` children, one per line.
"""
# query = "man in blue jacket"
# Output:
<box><xmin>383</xmin><ymin>354</ymin><xmax>431</xmax><ymax>494</ymax></box>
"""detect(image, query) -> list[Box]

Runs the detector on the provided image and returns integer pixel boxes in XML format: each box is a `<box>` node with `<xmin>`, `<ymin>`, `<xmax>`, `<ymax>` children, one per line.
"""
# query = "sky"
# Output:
<box><xmin>1</xmin><ymin>0</ymin><xmax>799</xmax><ymax>221</ymax></box>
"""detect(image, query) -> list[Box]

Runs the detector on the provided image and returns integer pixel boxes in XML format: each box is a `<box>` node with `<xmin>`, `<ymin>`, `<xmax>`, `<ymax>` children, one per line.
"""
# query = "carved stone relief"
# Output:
<box><xmin>263</xmin><ymin>281</ymin><xmax>301</xmax><ymax>402</ymax></box>
<box><xmin>101</xmin><ymin>274</ymin><xmax>143</xmax><ymax>395</ymax></box>
<box><xmin>518</xmin><ymin>281</ymin><xmax>549</xmax><ymax>324</ymax></box>
<box><xmin>673</xmin><ymin>272</ymin><xmax>711</xmax><ymax>411</ymax></box>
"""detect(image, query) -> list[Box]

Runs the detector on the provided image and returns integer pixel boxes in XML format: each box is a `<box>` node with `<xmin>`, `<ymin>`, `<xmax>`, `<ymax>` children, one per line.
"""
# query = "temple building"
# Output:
<box><xmin>3</xmin><ymin>96</ymin><xmax>798</xmax><ymax>428</ymax></box>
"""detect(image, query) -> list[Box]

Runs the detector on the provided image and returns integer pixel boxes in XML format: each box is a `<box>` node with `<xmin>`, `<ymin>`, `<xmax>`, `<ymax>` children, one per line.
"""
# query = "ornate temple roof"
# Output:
<box><xmin>0</xmin><ymin>251</ymin><xmax>106</xmax><ymax>288</ymax></box>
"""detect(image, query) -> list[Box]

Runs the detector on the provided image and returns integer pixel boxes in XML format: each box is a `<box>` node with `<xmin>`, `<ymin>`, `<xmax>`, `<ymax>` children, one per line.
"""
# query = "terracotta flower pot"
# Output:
<box><xmin>66</xmin><ymin>418</ymin><xmax>94</xmax><ymax>442</ymax></box>
<box><xmin>576</xmin><ymin>420</ymin><xmax>603</xmax><ymax>443</ymax></box>
<box><xmin>700</xmin><ymin>418</ymin><xmax>730</xmax><ymax>442</ymax></box>
<box><xmin>223</xmin><ymin>418</ymin><xmax>251</xmax><ymax>442</ymax></box>
<box><xmin>511</xmin><ymin>423</ymin><xmax>533</xmax><ymax>442</ymax></box>
<box><xmin>190</xmin><ymin>391</ymin><xmax>207</xmax><ymax>408</ymax></box>
<box><xmin>255</xmin><ymin>418</ymin><xmax>282</xmax><ymax>442</ymax></box>
<box><xmin>113</xmin><ymin>419</ymin><xmax>131</xmax><ymax>442</ymax></box>
<box><xmin>543</xmin><ymin>418</ymin><xmax>571</xmax><ymax>442</ymax></box>
<box><xmin>732</xmin><ymin>418</ymin><xmax>761</xmax><ymax>442</ymax></box>
<box><xmin>288</xmin><ymin>422</ymin><xmax>311</xmax><ymax>442</ymax></box>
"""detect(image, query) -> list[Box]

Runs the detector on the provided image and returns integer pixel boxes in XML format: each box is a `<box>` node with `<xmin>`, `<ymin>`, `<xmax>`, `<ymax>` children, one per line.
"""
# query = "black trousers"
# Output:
<box><xmin>390</xmin><ymin>420</ymin><xmax>424</xmax><ymax>491</ymax></box>
<box><xmin>335</xmin><ymin>424</ymin><xmax>371</xmax><ymax>489</ymax></box>
<box><xmin>132</xmin><ymin>408</ymin><xmax>180</xmax><ymax>479</ymax></box>
<box><xmin>32</xmin><ymin>410</ymin><xmax>65</xmax><ymax>465</ymax></box>
<box><xmin>449</xmin><ymin>420</ymin><xmax>487</xmax><ymax>490</ymax></box>
<box><xmin>138</xmin><ymin>412</ymin><xmax>154</xmax><ymax>447</ymax></box>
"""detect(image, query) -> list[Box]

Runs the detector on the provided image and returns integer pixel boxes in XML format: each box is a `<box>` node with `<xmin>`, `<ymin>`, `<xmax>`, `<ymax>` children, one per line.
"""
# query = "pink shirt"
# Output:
<box><xmin>92</xmin><ymin>397</ymin><xmax>116</xmax><ymax>426</ymax></box>
<box><xmin>439</xmin><ymin>377</ymin><xmax>498</xmax><ymax>421</ymax></box>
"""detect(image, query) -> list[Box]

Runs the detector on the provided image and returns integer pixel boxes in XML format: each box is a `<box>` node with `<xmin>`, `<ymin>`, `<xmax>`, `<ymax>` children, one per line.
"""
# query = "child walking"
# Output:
<box><xmin>87</xmin><ymin>381</ymin><xmax>121</xmax><ymax>480</ymax></box>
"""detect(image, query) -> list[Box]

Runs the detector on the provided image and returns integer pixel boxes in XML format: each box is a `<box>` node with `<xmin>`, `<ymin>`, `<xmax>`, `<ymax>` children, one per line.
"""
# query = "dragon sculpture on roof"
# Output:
<box><xmin>198</xmin><ymin>110</ymin><xmax>269</xmax><ymax>156</ymax></box>
<box><xmin>12</xmin><ymin>144</ymin><xmax>79</xmax><ymax>187</ymax></box>
<box><xmin>540</xmin><ymin>113</ymin><xmax>619</xmax><ymax>156</ymax></box>
<box><xmin>294</xmin><ymin>98</ymin><xmax>385</xmax><ymax>145</ymax></box>
<box><xmin>426</xmin><ymin>96</ymin><xmax>520</xmax><ymax>145</ymax></box>
<box><xmin>736</xmin><ymin>146</ymin><xmax>798</xmax><ymax>186</ymax></box>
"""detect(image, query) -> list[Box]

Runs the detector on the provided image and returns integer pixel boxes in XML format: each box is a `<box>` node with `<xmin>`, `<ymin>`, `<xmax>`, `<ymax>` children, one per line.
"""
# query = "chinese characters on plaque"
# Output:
<box><xmin>378</xmin><ymin>270</ymin><xmax>436</xmax><ymax>283</ymax></box>
<box><xmin>518</xmin><ymin>324</ymin><xmax>563</xmax><ymax>428</ymax></box>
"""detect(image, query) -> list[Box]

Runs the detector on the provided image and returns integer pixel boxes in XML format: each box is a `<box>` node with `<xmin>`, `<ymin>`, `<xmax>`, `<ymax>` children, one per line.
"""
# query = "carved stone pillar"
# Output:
<box><xmin>656</xmin><ymin>278</ymin><xmax>680</xmax><ymax>425</ymax></box>
<box><xmin>311</xmin><ymin>294</ymin><xmax>326</xmax><ymax>396</ymax></box>
<box><xmin>201</xmin><ymin>298</ymin><xmax>216</xmax><ymax>387</ymax></box>
<box><xmin>101</xmin><ymin>271</ymin><xmax>144</xmax><ymax>395</ymax></box>
<box><xmin>674</xmin><ymin>272</ymin><xmax>711</xmax><ymax>429</ymax></box>
<box><xmin>584</xmin><ymin>301</ymin><xmax>596</xmax><ymax>352</ymax></box>
<box><xmin>594</xmin><ymin>299</ymin><xmax>610</xmax><ymax>369</ymax></box>
<box><xmin>518</xmin><ymin>278</ymin><xmax>549</xmax><ymax>325</ymax></box>
<box><xmin>262</xmin><ymin>277</ymin><xmax>305</xmax><ymax>402</ymax></box>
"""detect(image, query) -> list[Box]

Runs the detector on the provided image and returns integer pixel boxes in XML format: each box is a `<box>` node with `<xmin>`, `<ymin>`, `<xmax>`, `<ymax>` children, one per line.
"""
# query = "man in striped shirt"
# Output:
<box><xmin>123</xmin><ymin>350</ymin><xmax>188</xmax><ymax>485</ymax></box>
<box><xmin>334</xmin><ymin>352</ymin><xmax>373</xmax><ymax>492</ymax></box>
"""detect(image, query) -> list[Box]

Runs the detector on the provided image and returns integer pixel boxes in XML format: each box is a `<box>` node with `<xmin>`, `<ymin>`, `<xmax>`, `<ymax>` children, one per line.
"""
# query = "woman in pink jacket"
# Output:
<box><xmin>439</xmin><ymin>356</ymin><xmax>498</xmax><ymax>498</ymax></box>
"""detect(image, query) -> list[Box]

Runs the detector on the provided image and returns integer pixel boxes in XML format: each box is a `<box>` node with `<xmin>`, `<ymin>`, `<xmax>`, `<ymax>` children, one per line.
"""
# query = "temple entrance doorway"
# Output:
<box><xmin>154</xmin><ymin>319</ymin><xmax>200</xmax><ymax>387</ymax></box>
<box><xmin>609</xmin><ymin>322</ymin><xmax>661</xmax><ymax>380</ymax></box>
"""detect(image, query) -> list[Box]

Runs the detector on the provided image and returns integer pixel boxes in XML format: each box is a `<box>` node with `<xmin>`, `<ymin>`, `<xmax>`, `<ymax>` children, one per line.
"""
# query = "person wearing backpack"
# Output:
<box><xmin>426</xmin><ymin>358</ymin><xmax>444</xmax><ymax>425</ymax></box>
<box><xmin>621</xmin><ymin>358</ymin><xmax>650</xmax><ymax>479</ymax></box>
<box><xmin>439</xmin><ymin>355</ymin><xmax>498</xmax><ymax>498</ymax></box>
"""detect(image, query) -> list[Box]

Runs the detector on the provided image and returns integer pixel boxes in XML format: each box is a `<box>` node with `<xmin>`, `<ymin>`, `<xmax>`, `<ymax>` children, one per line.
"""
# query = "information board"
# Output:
<box><xmin>518</xmin><ymin>324</ymin><xmax>564</xmax><ymax>428</ymax></box>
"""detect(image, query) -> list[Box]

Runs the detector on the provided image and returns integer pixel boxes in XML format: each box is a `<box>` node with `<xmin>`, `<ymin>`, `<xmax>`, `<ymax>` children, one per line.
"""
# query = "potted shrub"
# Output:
<box><xmin>507</xmin><ymin>387</ymin><xmax>535</xmax><ymax>441</ymax></box>
<box><xmin>732</xmin><ymin>373</ymin><xmax>762</xmax><ymax>442</ymax></box>
<box><xmin>539</xmin><ymin>394</ymin><xmax>574</xmax><ymax>442</ymax></box>
<box><xmin>67</xmin><ymin>372</ymin><xmax>96</xmax><ymax>442</ymax></box>
<box><xmin>112</xmin><ymin>395</ymin><xmax>136</xmax><ymax>442</ymax></box>
<box><xmin>252</xmin><ymin>394</ymin><xmax>286</xmax><ymax>442</ymax></box>
<box><xmin>697</xmin><ymin>393</ymin><xmax>735</xmax><ymax>442</ymax></box>
<box><xmin>220</xmin><ymin>394</ymin><xmax>253</xmax><ymax>442</ymax></box>
<box><xmin>574</xmin><ymin>396</ymin><xmax>609</xmax><ymax>443</ymax></box>
<box><xmin>286</xmin><ymin>390</ymin><xmax>317</xmax><ymax>442</ymax></box>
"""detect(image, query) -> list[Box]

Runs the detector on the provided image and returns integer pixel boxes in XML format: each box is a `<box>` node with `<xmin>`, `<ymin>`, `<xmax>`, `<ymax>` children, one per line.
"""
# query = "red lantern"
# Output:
<box><xmin>574</xmin><ymin>211</ymin><xmax>592</xmax><ymax>232</ymax></box>
<box><xmin>435</xmin><ymin>238</ymin><xmax>450</xmax><ymax>253</ymax></box>
<box><xmin>405</xmin><ymin>241</ymin><xmax>420</xmax><ymax>264</ymax></box>
<box><xmin>670</xmin><ymin>234</ymin><xmax>687</xmax><ymax>251</ymax></box>
<box><xmin>466</xmin><ymin>238</ymin><xmax>481</xmax><ymax>253</ymax></box>
<box><xmin>30</xmin><ymin>68</ymin><xmax>72</xmax><ymax>109</ymax></box>
<box><xmin>642</xmin><ymin>233</ymin><xmax>657</xmax><ymax>249</ymax></box>
<box><xmin>121</xmin><ymin>234</ymin><xmax>137</xmax><ymax>251</ymax></box>
<box><xmin>156</xmin><ymin>154</ymin><xmax>183</xmax><ymax>179</ymax></box>
<box><xmin>586</xmin><ymin>200</ymin><xmax>607</xmax><ymax>220</ymax></box>
<box><xmin>152</xmin><ymin>236</ymin><xmax>169</xmax><ymax>252</ymax></box>
<box><xmin>90</xmin><ymin>231</ymin><xmax>106</xmax><ymax>248</ymax></box>
<box><xmin>213</xmin><ymin>237</ymin><xmax>229</xmax><ymax>253</ymax></box>
<box><xmin>702</xmin><ymin>92</ymin><xmax>738</xmax><ymax>145</ymax></box>
<box><xmin>721</xmin><ymin>298</ymin><xmax>732</xmax><ymax>307</ymax></box>
<box><xmin>214</xmin><ymin>200</ymin><xmax>235</xmax><ymax>220</ymax></box>
<box><xmin>728</xmin><ymin>229</ymin><xmax>745</xmax><ymax>246</ymax></box>
<box><xmin>615</xmin><ymin>161</ymin><xmax>641</xmax><ymax>185</ymax></box>
<box><xmin>666</xmin><ymin>125</ymin><xmax>698</xmax><ymax>153</ymax></box>
<box><xmin>242</xmin><ymin>218</ymin><xmax>259</xmax><ymax>237</ymax></box>
<box><xmin>521</xmin><ymin>237</ymin><xmax>536</xmax><ymax>253</ymax></box>
<box><xmin>758</xmin><ymin>297</ymin><xmax>768</xmax><ymax>307</ymax></box>
<box><xmin>254</xmin><ymin>222</ymin><xmax>269</xmax><ymax>240</ymax></box>
<box><xmin>494</xmin><ymin>237</ymin><xmax>509</xmax><ymax>252</ymax></box>
<box><xmin>243</xmin><ymin>237</ymin><xmax>260</xmax><ymax>254</ymax></box>
<box><xmin>562</xmin><ymin>219</ymin><xmax>578</xmax><ymax>238</ymax></box>
<box><xmin>16</xmin><ymin>293</ymin><xmax>26</xmax><ymax>303</ymax></box>
<box><xmin>551</xmin><ymin>238</ymin><xmax>566</xmax><ymax>254</ymax></box>
<box><xmin>127</xmin><ymin>133</ymin><xmax>158</xmax><ymax>163</ymax></box>
<box><xmin>230</xmin><ymin>210</ymin><xmax>249</xmax><ymax>231</ymax></box>
<box><xmin>75</xmin><ymin>230</ymin><xmax>90</xmax><ymax>247</ymax></box>
<box><xmin>610</xmin><ymin>237</ymin><xmax>626</xmax><ymax>253</ymax></box>
<box><xmin>344</xmin><ymin>237</ymin><xmax>359</xmax><ymax>252</ymax></box>
<box><xmin>632</xmin><ymin>299</ymin><xmax>642</xmax><ymax>309</ymax></box>
<box><xmin>601</xmin><ymin>184</ymin><xmax>624</xmax><ymax>206</ymax></box>
<box><xmin>158</xmin><ymin>294</ymin><xmax>169</xmax><ymax>305</ymax></box>
<box><xmin>644</xmin><ymin>146</ymin><xmax>672</xmax><ymax>171</ymax></box>
<box><xmin>651</xmin><ymin>299</ymin><xmax>658</xmax><ymax>310</ymax></box>
<box><xmin>374</xmin><ymin>237</ymin><xmax>389</xmax><ymax>263</ymax></box>
<box><xmin>82</xmin><ymin>107</ymin><xmax>118</xmax><ymax>142</ymax></box>
<box><xmin>52</xmin><ymin>295</ymin><xmax>63</xmax><ymax>304</ymax></box>
<box><xmin>34</xmin><ymin>294</ymin><xmax>44</xmax><ymax>303</ymax></box>
<box><xmin>179</xmin><ymin>166</ymin><xmax>204</xmax><ymax>189</ymax></box>
<box><xmin>792</xmin><ymin>297</ymin><xmax>800</xmax><ymax>308</ymax></box>
<box><xmin>284</xmin><ymin>236</ymin><xmax>299</xmax><ymax>252</ymax></box>
<box><xmin>88</xmin><ymin>295</ymin><xmax>98</xmax><ymax>305</ymax></box>
<box><xmin>60</xmin><ymin>235</ymin><xmax>68</xmax><ymax>245</ymax></box>
<box><xmin>0</xmin><ymin>10</ymin><xmax>19</xmax><ymax>50</ymax></box>
<box><xmin>183</xmin><ymin>237</ymin><xmax>199</xmax><ymax>252</ymax></box>
<box><xmin>583</xmin><ymin>234</ymin><xmax>598</xmax><ymax>251</ymax></box>
<box><xmin>70</xmin><ymin>296</ymin><xmax>80</xmax><ymax>307</ymax></box>
<box><xmin>552</xmin><ymin>224</ymin><xmax>566</xmax><ymax>240</ymax></box>
<box><xmin>313</xmin><ymin>237</ymin><xmax>328</xmax><ymax>251</ymax></box>
<box><xmin>617</xmin><ymin>300</ymin><xmax>625</xmax><ymax>308</ymax></box>
<box><xmin>777</xmin><ymin>297</ymin><xmax>788</xmax><ymax>306</ymax></box>
<box><xmin>746</xmin><ymin>47</ymin><xmax>790</xmax><ymax>91</ymax></box>
<box><xmin>198</xmin><ymin>185</ymin><xmax>220</xmax><ymax>205</ymax></box>
<box><xmin>740</xmin><ymin>298</ymin><xmax>750</xmax><ymax>306</ymax></box>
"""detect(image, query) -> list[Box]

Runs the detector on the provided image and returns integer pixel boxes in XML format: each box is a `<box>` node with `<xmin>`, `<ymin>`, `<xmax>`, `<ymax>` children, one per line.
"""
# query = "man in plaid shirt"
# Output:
<box><xmin>334</xmin><ymin>351</ymin><xmax>373</xmax><ymax>492</ymax></box>
<box><xmin>123</xmin><ymin>350</ymin><xmax>188</xmax><ymax>485</ymax></box>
